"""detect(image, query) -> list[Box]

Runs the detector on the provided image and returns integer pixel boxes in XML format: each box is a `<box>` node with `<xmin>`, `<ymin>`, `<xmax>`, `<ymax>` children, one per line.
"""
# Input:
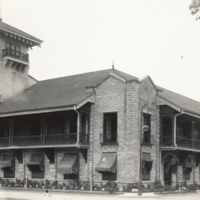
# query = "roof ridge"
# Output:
<box><xmin>38</xmin><ymin>69</ymin><xmax>113</xmax><ymax>82</ymax></box>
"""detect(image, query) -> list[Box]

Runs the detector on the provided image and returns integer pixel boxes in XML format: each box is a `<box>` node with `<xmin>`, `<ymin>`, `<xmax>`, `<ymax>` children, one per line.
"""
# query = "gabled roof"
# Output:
<box><xmin>157</xmin><ymin>86</ymin><xmax>200</xmax><ymax>116</ymax></box>
<box><xmin>0</xmin><ymin>69</ymin><xmax>137</xmax><ymax>115</ymax></box>
<box><xmin>0</xmin><ymin>21</ymin><xmax>43</xmax><ymax>45</ymax></box>
<box><xmin>1</xmin><ymin>68</ymin><xmax>200</xmax><ymax>117</ymax></box>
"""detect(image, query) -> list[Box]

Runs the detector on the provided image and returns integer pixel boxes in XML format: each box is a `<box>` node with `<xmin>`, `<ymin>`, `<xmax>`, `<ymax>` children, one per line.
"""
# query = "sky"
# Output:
<box><xmin>2</xmin><ymin>0</ymin><xmax>200</xmax><ymax>102</ymax></box>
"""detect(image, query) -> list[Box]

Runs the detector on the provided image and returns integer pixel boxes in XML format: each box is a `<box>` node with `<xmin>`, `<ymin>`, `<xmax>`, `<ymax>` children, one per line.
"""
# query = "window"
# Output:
<box><xmin>102</xmin><ymin>172</ymin><xmax>117</xmax><ymax>181</ymax></box>
<box><xmin>142</xmin><ymin>153</ymin><xmax>152</xmax><ymax>181</ymax></box>
<box><xmin>6</xmin><ymin>42</ymin><xmax>20</xmax><ymax>57</ymax></box>
<box><xmin>103</xmin><ymin>113</ymin><xmax>117</xmax><ymax>143</ymax></box>
<box><xmin>183</xmin><ymin>171</ymin><xmax>190</xmax><ymax>180</ymax></box>
<box><xmin>32</xmin><ymin>165</ymin><xmax>44</xmax><ymax>179</ymax></box>
<box><xmin>64</xmin><ymin>174</ymin><xmax>78</xmax><ymax>180</ymax></box>
<box><xmin>4</xmin><ymin>167</ymin><xmax>15</xmax><ymax>178</ymax></box>
<box><xmin>142</xmin><ymin>114</ymin><xmax>151</xmax><ymax>144</ymax></box>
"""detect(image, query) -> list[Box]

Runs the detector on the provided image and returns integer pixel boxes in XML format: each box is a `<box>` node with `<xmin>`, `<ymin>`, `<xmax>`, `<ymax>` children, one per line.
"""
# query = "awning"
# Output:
<box><xmin>142</xmin><ymin>153</ymin><xmax>153</xmax><ymax>171</ymax></box>
<box><xmin>26</xmin><ymin>154</ymin><xmax>44</xmax><ymax>171</ymax></box>
<box><xmin>95</xmin><ymin>152</ymin><xmax>117</xmax><ymax>173</ymax></box>
<box><xmin>0</xmin><ymin>154</ymin><xmax>15</xmax><ymax>171</ymax></box>
<box><xmin>57</xmin><ymin>153</ymin><xmax>79</xmax><ymax>174</ymax></box>
<box><xmin>142</xmin><ymin>153</ymin><xmax>153</xmax><ymax>163</ymax></box>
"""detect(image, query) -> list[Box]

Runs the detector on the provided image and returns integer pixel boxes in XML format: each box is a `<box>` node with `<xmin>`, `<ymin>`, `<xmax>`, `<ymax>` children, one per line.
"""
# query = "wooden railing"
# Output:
<box><xmin>0</xmin><ymin>137</ymin><xmax>9</xmax><ymax>147</ymax></box>
<box><xmin>80</xmin><ymin>133</ymin><xmax>89</xmax><ymax>144</ymax></box>
<box><xmin>13</xmin><ymin>135</ymin><xmax>41</xmax><ymax>146</ymax></box>
<box><xmin>0</xmin><ymin>133</ymin><xmax>89</xmax><ymax>147</ymax></box>
<box><xmin>160</xmin><ymin>135</ymin><xmax>173</xmax><ymax>146</ymax></box>
<box><xmin>176</xmin><ymin>136</ymin><xmax>192</xmax><ymax>149</ymax></box>
<box><xmin>45</xmin><ymin>133</ymin><xmax>77</xmax><ymax>145</ymax></box>
<box><xmin>2</xmin><ymin>49</ymin><xmax>29</xmax><ymax>62</ymax></box>
<box><xmin>160</xmin><ymin>135</ymin><xmax>200</xmax><ymax>151</ymax></box>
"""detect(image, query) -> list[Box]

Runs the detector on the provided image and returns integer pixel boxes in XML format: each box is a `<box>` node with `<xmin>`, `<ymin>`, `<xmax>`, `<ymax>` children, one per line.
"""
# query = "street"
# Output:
<box><xmin>0</xmin><ymin>190</ymin><xmax>200</xmax><ymax>200</ymax></box>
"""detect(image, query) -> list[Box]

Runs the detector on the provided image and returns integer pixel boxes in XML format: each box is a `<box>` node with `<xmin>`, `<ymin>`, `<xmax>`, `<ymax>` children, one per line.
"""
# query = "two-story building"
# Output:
<box><xmin>0</xmin><ymin>18</ymin><xmax>200</xmax><ymax>188</ymax></box>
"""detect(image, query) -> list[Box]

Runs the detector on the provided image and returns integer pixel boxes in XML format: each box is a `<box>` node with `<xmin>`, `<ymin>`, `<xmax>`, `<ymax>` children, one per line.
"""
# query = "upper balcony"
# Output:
<box><xmin>0</xmin><ymin>132</ymin><xmax>89</xmax><ymax>148</ymax></box>
<box><xmin>0</xmin><ymin>110</ymin><xmax>90</xmax><ymax>149</ymax></box>
<box><xmin>2</xmin><ymin>48</ymin><xmax>29</xmax><ymax>69</ymax></box>
<box><xmin>160</xmin><ymin>112</ymin><xmax>200</xmax><ymax>152</ymax></box>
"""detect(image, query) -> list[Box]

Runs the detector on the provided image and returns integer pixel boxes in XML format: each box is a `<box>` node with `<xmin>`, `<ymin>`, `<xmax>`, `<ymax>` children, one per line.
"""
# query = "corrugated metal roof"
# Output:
<box><xmin>1</xmin><ymin>68</ymin><xmax>200</xmax><ymax>117</ymax></box>
<box><xmin>0</xmin><ymin>69</ymin><xmax>137</xmax><ymax>114</ymax></box>
<box><xmin>157</xmin><ymin>86</ymin><xmax>200</xmax><ymax>116</ymax></box>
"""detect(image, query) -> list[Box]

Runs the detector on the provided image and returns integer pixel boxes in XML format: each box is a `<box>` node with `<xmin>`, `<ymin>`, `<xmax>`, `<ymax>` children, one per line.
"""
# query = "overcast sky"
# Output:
<box><xmin>2</xmin><ymin>0</ymin><xmax>200</xmax><ymax>102</ymax></box>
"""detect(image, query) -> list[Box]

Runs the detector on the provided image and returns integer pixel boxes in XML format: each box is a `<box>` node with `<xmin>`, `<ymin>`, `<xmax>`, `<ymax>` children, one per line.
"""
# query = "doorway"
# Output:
<box><xmin>164</xmin><ymin>164</ymin><xmax>172</xmax><ymax>186</ymax></box>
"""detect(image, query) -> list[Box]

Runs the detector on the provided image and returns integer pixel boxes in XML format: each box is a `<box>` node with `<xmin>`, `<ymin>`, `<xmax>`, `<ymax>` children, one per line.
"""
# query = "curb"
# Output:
<box><xmin>0</xmin><ymin>187</ymin><xmax>123</xmax><ymax>196</ymax></box>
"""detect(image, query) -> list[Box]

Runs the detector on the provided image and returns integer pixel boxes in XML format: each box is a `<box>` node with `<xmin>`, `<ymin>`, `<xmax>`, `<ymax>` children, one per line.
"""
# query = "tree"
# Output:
<box><xmin>189</xmin><ymin>0</ymin><xmax>200</xmax><ymax>20</ymax></box>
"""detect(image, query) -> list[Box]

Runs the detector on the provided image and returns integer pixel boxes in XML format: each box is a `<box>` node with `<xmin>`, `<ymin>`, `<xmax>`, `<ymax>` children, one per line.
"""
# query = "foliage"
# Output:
<box><xmin>16</xmin><ymin>179</ymin><xmax>21</xmax><ymax>185</ymax></box>
<box><xmin>123</xmin><ymin>182</ymin><xmax>137</xmax><ymax>192</ymax></box>
<box><xmin>45</xmin><ymin>179</ymin><xmax>50</xmax><ymax>188</ymax></box>
<box><xmin>164</xmin><ymin>184</ymin><xmax>171</xmax><ymax>191</ymax></box>
<box><xmin>154</xmin><ymin>180</ymin><xmax>163</xmax><ymax>193</ymax></box>
<box><xmin>10</xmin><ymin>181</ymin><xmax>15</xmax><ymax>187</ymax></box>
<box><xmin>187</xmin><ymin>184</ymin><xmax>199</xmax><ymax>191</ymax></box>
<box><xmin>0</xmin><ymin>177</ymin><xmax>5</xmax><ymax>185</ymax></box>
<box><xmin>82</xmin><ymin>180</ymin><xmax>90</xmax><ymax>190</ymax></box>
<box><xmin>5</xmin><ymin>179</ymin><xmax>10</xmax><ymax>186</ymax></box>
<box><xmin>189</xmin><ymin>0</ymin><xmax>200</xmax><ymax>20</ymax></box>
<box><xmin>104</xmin><ymin>180</ymin><xmax>118</xmax><ymax>193</ymax></box>
<box><xmin>69</xmin><ymin>180</ymin><xmax>82</xmax><ymax>190</ymax></box>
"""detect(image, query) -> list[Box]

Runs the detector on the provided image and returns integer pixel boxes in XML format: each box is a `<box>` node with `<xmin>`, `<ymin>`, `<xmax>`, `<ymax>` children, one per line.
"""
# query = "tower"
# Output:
<box><xmin>0</xmin><ymin>19</ymin><xmax>42</xmax><ymax>101</ymax></box>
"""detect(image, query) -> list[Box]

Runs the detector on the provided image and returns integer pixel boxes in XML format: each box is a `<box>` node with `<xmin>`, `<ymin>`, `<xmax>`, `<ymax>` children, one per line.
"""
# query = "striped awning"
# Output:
<box><xmin>26</xmin><ymin>154</ymin><xmax>44</xmax><ymax>171</ymax></box>
<box><xmin>57</xmin><ymin>153</ymin><xmax>79</xmax><ymax>174</ymax></box>
<box><xmin>95</xmin><ymin>152</ymin><xmax>117</xmax><ymax>173</ymax></box>
<box><xmin>0</xmin><ymin>154</ymin><xmax>15</xmax><ymax>171</ymax></box>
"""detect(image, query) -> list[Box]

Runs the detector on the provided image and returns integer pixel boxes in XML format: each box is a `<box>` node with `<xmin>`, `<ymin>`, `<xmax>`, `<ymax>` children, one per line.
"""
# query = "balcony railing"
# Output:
<box><xmin>45</xmin><ymin>133</ymin><xmax>77</xmax><ymax>145</ymax></box>
<box><xmin>160</xmin><ymin>135</ymin><xmax>173</xmax><ymax>146</ymax></box>
<box><xmin>80</xmin><ymin>133</ymin><xmax>89</xmax><ymax>144</ymax></box>
<box><xmin>2</xmin><ymin>49</ymin><xmax>29</xmax><ymax>63</ymax></box>
<box><xmin>142</xmin><ymin>134</ymin><xmax>155</xmax><ymax>145</ymax></box>
<box><xmin>0</xmin><ymin>133</ymin><xmax>89</xmax><ymax>148</ymax></box>
<box><xmin>13</xmin><ymin>135</ymin><xmax>42</xmax><ymax>146</ymax></box>
<box><xmin>0</xmin><ymin>137</ymin><xmax>10</xmax><ymax>147</ymax></box>
<box><xmin>160</xmin><ymin>135</ymin><xmax>200</xmax><ymax>151</ymax></box>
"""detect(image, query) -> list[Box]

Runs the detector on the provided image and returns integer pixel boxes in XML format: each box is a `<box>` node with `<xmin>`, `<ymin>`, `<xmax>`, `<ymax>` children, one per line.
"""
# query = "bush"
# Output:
<box><xmin>45</xmin><ymin>179</ymin><xmax>50</xmax><ymax>188</ymax></box>
<box><xmin>188</xmin><ymin>184</ymin><xmax>198</xmax><ymax>191</ymax></box>
<box><xmin>105</xmin><ymin>180</ymin><xmax>118</xmax><ymax>193</ymax></box>
<box><xmin>164</xmin><ymin>184</ymin><xmax>171</xmax><ymax>191</ymax></box>
<box><xmin>154</xmin><ymin>180</ymin><xmax>163</xmax><ymax>193</ymax></box>
<box><xmin>5</xmin><ymin>179</ymin><xmax>10</xmax><ymax>186</ymax></box>
<box><xmin>10</xmin><ymin>181</ymin><xmax>15</xmax><ymax>187</ymax></box>
<box><xmin>123</xmin><ymin>182</ymin><xmax>137</xmax><ymax>192</ymax></box>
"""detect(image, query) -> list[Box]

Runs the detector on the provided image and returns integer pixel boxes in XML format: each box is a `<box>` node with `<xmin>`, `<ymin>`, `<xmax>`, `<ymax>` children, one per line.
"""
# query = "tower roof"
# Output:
<box><xmin>0</xmin><ymin>21</ymin><xmax>43</xmax><ymax>47</ymax></box>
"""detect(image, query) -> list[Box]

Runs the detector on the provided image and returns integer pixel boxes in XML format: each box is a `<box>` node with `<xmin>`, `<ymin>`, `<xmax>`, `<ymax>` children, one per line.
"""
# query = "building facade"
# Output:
<box><xmin>0</xmin><ymin>18</ymin><xmax>200</xmax><ymax>188</ymax></box>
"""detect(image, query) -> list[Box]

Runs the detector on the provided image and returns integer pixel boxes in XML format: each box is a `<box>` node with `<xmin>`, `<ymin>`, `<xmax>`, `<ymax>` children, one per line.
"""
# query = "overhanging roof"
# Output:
<box><xmin>0</xmin><ymin>21</ymin><xmax>43</xmax><ymax>46</ymax></box>
<box><xmin>157</xmin><ymin>86</ymin><xmax>200</xmax><ymax>118</ymax></box>
<box><xmin>0</xmin><ymin>69</ymin><xmax>137</xmax><ymax>116</ymax></box>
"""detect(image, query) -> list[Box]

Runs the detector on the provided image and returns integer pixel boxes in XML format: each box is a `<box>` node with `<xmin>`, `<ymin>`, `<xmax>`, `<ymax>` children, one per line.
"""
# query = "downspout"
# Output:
<box><xmin>74</xmin><ymin>105</ymin><xmax>80</xmax><ymax>147</ymax></box>
<box><xmin>174</xmin><ymin>110</ymin><xmax>184</xmax><ymax>149</ymax></box>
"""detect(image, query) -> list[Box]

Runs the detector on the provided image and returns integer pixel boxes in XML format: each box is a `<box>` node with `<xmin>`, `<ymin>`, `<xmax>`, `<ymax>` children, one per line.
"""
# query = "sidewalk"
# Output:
<box><xmin>0</xmin><ymin>187</ymin><xmax>161</xmax><ymax>198</ymax></box>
